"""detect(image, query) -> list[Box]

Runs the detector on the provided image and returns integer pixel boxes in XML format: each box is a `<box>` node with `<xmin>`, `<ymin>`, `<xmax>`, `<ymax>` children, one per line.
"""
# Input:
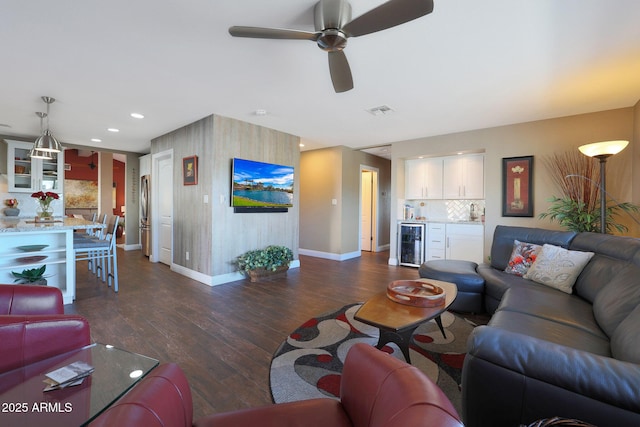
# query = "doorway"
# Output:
<box><xmin>360</xmin><ymin>166</ymin><xmax>378</xmax><ymax>252</ymax></box>
<box><xmin>151</xmin><ymin>150</ymin><xmax>173</xmax><ymax>265</ymax></box>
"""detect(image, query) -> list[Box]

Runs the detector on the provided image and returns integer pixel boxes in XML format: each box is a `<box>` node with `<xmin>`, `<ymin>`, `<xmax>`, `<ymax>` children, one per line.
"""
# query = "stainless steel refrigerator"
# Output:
<box><xmin>140</xmin><ymin>175</ymin><xmax>151</xmax><ymax>257</ymax></box>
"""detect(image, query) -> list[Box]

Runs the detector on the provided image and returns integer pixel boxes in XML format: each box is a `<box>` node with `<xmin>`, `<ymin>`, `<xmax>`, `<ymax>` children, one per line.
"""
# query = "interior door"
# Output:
<box><xmin>361</xmin><ymin>171</ymin><xmax>373</xmax><ymax>251</ymax></box>
<box><xmin>158</xmin><ymin>157</ymin><xmax>173</xmax><ymax>265</ymax></box>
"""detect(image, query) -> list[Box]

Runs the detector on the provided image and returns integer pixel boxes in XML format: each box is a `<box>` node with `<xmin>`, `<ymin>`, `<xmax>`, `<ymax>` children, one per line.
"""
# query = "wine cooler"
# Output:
<box><xmin>398</xmin><ymin>223</ymin><xmax>426</xmax><ymax>267</ymax></box>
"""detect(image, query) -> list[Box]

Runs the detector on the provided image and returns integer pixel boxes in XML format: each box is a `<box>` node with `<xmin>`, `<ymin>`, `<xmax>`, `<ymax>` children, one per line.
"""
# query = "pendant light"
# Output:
<box><xmin>32</xmin><ymin>96</ymin><xmax>63</xmax><ymax>154</ymax></box>
<box><xmin>29</xmin><ymin>112</ymin><xmax>54</xmax><ymax>160</ymax></box>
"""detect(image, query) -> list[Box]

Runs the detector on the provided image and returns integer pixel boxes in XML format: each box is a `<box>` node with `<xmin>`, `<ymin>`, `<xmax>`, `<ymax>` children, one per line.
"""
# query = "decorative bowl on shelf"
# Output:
<box><xmin>386</xmin><ymin>280</ymin><xmax>446</xmax><ymax>308</ymax></box>
<box><xmin>16</xmin><ymin>255</ymin><xmax>48</xmax><ymax>264</ymax></box>
<box><xmin>16</xmin><ymin>244</ymin><xmax>49</xmax><ymax>252</ymax></box>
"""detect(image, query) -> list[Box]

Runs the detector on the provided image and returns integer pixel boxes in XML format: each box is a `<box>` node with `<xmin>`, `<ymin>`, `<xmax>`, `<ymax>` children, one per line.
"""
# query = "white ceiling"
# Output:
<box><xmin>1</xmin><ymin>0</ymin><xmax>639</xmax><ymax>156</ymax></box>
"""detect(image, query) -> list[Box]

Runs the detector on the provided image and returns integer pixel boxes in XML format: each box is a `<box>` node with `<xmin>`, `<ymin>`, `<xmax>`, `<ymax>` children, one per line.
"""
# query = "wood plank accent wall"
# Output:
<box><xmin>151</xmin><ymin>114</ymin><xmax>299</xmax><ymax>279</ymax></box>
<box><xmin>212</xmin><ymin>115</ymin><xmax>300</xmax><ymax>276</ymax></box>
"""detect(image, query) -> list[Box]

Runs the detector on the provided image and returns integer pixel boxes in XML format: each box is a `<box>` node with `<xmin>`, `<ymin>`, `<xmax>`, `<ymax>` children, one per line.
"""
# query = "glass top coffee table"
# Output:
<box><xmin>0</xmin><ymin>343</ymin><xmax>158</xmax><ymax>426</ymax></box>
<box><xmin>355</xmin><ymin>279</ymin><xmax>457</xmax><ymax>363</ymax></box>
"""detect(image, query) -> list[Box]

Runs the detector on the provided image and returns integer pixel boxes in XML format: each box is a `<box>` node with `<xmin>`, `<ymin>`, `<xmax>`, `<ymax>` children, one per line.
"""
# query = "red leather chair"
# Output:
<box><xmin>91</xmin><ymin>343</ymin><xmax>464</xmax><ymax>427</ymax></box>
<box><xmin>0</xmin><ymin>285</ymin><xmax>90</xmax><ymax>374</ymax></box>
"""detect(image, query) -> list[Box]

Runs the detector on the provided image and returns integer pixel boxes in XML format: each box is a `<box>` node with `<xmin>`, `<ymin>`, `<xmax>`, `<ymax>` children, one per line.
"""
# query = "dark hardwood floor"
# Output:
<box><xmin>65</xmin><ymin>248</ymin><xmax>420</xmax><ymax>419</ymax></box>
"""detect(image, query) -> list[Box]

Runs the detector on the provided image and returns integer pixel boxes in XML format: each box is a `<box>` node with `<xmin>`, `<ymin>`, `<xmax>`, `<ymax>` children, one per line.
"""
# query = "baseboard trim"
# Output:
<box><xmin>299</xmin><ymin>248</ymin><xmax>361</xmax><ymax>261</ymax></box>
<box><xmin>171</xmin><ymin>263</ymin><xmax>214</xmax><ymax>286</ymax></box>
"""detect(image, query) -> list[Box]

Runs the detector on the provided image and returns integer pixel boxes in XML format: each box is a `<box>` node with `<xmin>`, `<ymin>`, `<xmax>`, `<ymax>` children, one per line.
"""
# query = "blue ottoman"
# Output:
<box><xmin>418</xmin><ymin>260</ymin><xmax>485</xmax><ymax>313</ymax></box>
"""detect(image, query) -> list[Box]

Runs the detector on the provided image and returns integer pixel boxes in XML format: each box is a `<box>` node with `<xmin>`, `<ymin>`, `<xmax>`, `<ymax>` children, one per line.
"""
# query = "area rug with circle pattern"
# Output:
<box><xmin>269</xmin><ymin>302</ymin><xmax>477</xmax><ymax>415</ymax></box>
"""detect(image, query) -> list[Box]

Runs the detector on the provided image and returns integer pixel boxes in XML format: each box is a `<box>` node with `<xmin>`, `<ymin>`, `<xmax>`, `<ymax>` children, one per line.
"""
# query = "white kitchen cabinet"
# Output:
<box><xmin>405</xmin><ymin>158</ymin><xmax>443</xmax><ymax>199</ymax></box>
<box><xmin>443</xmin><ymin>154</ymin><xmax>484</xmax><ymax>199</ymax></box>
<box><xmin>426</xmin><ymin>222</ymin><xmax>446</xmax><ymax>260</ymax></box>
<box><xmin>6</xmin><ymin>140</ymin><xmax>65</xmax><ymax>193</ymax></box>
<box><xmin>445</xmin><ymin>223</ymin><xmax>484</xmax><ymax>264</ymax></box>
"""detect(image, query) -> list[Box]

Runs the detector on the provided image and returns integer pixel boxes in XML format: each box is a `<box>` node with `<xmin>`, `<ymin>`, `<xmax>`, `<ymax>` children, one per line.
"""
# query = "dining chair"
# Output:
<box><xmin>74</xmin><ymin>215</ymin><xmax>119</xmax><ymax>292</ymax></box>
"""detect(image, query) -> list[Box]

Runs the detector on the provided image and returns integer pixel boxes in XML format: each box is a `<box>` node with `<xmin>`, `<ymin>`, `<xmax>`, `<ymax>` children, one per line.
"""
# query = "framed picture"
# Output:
<box><xmin>182</xmin><ymin>156</ymin><xmax>198</xmax><ymax>185</ymax></box>
<box><xmin>502</xmin><ymin>156</ymin><xmax>533</xmax><ymax>217</ymax></box>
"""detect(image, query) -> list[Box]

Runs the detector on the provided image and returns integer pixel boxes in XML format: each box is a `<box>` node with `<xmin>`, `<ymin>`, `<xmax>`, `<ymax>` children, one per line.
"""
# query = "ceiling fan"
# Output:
<box><xmin>229</xmin><ymin>0</ymin><xmax>434</xmax><ymax>93</ymax></box>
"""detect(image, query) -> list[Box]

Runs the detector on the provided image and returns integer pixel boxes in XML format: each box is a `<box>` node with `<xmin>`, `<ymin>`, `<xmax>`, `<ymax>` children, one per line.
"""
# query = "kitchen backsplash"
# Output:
<box><xmin>402</xmin><ymin>199</ymin><xmax>485</xmax><ymax>222</ymax></box>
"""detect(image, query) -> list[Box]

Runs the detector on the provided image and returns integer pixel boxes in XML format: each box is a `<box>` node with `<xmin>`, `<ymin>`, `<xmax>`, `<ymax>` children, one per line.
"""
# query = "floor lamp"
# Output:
<box><xmin>578</xmin><ymin>140</ymin><xmax>629</xmax><ymax>233</ymax></box>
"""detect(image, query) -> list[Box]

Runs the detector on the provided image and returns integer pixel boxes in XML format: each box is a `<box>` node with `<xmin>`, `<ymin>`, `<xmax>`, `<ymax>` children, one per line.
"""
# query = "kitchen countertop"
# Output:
<box><xmin>399</xmin><ymin>219</ymin><xmax>484</xmax><ymax>225</ymax></box>
<box><xmin>0</xmin><ymin>217</ymin><xmax>104</xmax><ymax>233</ymax></box>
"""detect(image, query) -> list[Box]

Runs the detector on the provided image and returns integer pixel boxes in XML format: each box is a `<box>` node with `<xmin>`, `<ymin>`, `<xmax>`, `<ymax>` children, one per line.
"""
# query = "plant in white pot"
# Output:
<box><xmin>236</xmin><ymin>245</ymin><xmax>294</xmax><ymax>282</ymax></box>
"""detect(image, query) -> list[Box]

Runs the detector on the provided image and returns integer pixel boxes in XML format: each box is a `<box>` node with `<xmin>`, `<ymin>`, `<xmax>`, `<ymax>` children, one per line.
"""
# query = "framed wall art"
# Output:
<box><xmin>502</xmin><ymin>156</ymin><xmax>533</xmax><ymax>217</ymax></box>
<box><xmin>183</xmin><ymin>155</ymin><xmax>198</xmax><ymax>185</ymax></box>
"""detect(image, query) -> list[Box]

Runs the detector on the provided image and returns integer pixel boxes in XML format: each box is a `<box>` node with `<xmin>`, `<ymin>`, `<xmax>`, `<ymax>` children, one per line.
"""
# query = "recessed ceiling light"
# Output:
<box><xmin>299</xmin><ymin>143</ymin><xmax>305</xmax><ymax>147</ymax></box>
<box><xmin>130</xmin><ymin>113</ymin><xmax>144</xmax><ymax>119</ymax></box>
<box><xmin>107</xmin><ymin>128</ymin><xmax>120</xmax><ymax>133</ymax></box>
<box><xmin>91</xmin><ymin>138</ymin><xmax>102</xmax><ymax>143</ymax></box>
<box><xmin>255</xmin><ymin>109</ymin><xmax>268</xmax><ymax>116</ymax></box>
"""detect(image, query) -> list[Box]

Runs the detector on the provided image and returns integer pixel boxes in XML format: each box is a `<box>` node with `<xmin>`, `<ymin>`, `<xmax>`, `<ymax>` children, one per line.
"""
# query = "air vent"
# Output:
<box><xmin>366</xmin><ymin>105</ymin><xmax>394</xmax><ymax>116</ymax></box>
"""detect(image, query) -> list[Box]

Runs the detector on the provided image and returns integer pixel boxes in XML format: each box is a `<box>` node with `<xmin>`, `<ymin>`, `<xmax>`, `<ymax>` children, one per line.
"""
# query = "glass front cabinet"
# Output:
<box><xmin>6</xmin><ymin>140</ymin><xmax>64</xmax><ymax>193</ymax></box>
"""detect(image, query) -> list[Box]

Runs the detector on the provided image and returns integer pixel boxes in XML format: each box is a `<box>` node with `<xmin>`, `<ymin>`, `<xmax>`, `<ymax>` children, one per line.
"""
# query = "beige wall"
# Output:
<box><xmin>151</xmin><ymin>114</ymin><xmax>300</xmax><ymax>280</ymax></box>
<box><xmin>632</xmin><ymin>99</ymin><xmax>640</xmax><ymax>236</ymax></box>
<box><xmin>391</xmin><ymin>107</ymin><xmax>637</xmax><ymax>262</ymax></box>
<box><xmin>300</xmin><ymin>146</ymin><xmax>391</xmax><ymax>257</ymax></box>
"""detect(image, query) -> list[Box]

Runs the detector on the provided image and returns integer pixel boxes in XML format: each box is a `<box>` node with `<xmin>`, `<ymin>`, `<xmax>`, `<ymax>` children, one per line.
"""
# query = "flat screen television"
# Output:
<box><xmin>231</xmin><ymin>158</ymin><xmax>294</xmax><ymax>212</ymax></box>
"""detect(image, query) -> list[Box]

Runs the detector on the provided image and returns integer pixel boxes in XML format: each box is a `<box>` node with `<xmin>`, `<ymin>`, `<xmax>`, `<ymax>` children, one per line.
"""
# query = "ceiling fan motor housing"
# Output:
<box><xmin>315</xmin><ymin>0</ymin><xmax>351</xmax><ymax>51</ymax></box>
<box><xmin>314</xmin><ymin>0</ymin><xmax>352</xmax><ymax>31</ymax></box>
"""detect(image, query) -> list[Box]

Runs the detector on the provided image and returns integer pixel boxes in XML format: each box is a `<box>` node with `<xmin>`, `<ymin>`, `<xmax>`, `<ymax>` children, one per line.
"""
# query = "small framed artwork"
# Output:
<box><xmin>502</xmin><ymin>156</ymin><xmax>533</xmax><ymax>217</ymax></box>
<box><xmin>183</xmin><ymin>155</ymin><xmax>198</xmax><ymax>186</ymax></box>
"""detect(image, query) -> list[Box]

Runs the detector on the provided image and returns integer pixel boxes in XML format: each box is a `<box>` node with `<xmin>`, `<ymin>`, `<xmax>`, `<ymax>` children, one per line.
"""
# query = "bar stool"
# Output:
<box><xmin>74</xmin><ymin>215</ymin><xmax>119</xmax><ymax>292</ymax></box>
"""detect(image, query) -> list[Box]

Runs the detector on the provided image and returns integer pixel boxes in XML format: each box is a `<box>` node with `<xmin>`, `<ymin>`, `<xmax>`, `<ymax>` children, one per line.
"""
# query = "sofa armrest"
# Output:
<box><xmin>341</xmin><ymin>343</ymin><xmax>463</xmax><ymax>427</ymax></box>
<box><xmin>465</xmin><ymin>326</ymin><xmax>640</xmax><ymax>415</ymax></box>
<box><xmin>0</xmin><ymin>285</ymin><xmax>64</xmax><ymax>315</ymax></box>
<box><xmin>0</xmin><ymin>315</ymin><xmax>90</xmax><ymax>373</ymax></box>
<box><xmin>90</xmin><ymin>363</ymin><xmax>193</xmax><ymax>427</ymax></box>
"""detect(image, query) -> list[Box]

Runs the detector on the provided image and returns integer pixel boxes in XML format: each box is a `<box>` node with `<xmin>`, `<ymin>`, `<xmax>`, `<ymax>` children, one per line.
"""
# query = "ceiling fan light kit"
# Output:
<box><xmin>229</xmin><ymin>0</ymin><xmax>434</xmax><ymax>93</ymax></box>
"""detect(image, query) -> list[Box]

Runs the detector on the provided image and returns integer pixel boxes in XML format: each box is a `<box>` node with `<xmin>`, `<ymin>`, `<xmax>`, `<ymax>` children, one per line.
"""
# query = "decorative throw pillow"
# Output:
<box><xmin>504</xmin><ymin>240</ymin><xmax>542</xmax><ymax>277</ymax></box>
<box><xmin>524</xmin><ymin>244</ymin><xmax>595</xmax><ymax>294</ymax></box>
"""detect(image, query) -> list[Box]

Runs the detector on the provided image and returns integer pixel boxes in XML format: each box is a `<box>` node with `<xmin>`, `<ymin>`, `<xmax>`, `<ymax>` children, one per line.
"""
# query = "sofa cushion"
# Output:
<box><xmin>610</xmin><ymin>304</ymin><xmax>640</xmax><ymax>364</ymax></box>
<box><xmin>488</xmin><ymin>310</ymin><xmax>611</xmax><ymax>357</ymax></box>
<box><xmin>497</xmin><ymin>286</ymin><xmax>607</xmax><ymax>341</ymax></box>
<box><xmin>504</xmin><ymin>240</ymin><xmax>542</xmax><ymax>276</ymax></box>
<box><xmin>489</xmin><ymin>226</ymin><xmax>577</xmax><ymax>271</ymax></box>
<box><xmin>569</xmin><ymin>232</ymin><xmax>640</xmax><ymax>302</ymax></box>
<box><xmin>523</xmin><ymin>244</ymin><xmax>594</xmax><ymax>294</ymax></box>
<box><xmin>592</xmin><ymin>265</ymin><xmax>640</xmax><ymax>337</ymax></box>
<box><xmin>477</xmin><ymin>264</ymin><xmax>547</xmax><ymax>305</ymax></box>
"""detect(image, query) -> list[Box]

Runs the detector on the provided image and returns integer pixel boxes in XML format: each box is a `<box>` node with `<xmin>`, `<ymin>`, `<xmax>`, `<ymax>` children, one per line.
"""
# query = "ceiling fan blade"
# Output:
<box><xmin>342</xmin><ymin>0</ymin><xmax>434</xmax><ymax>37</ymax></box>
<box><xmin>229</xmin><ymin>26</ymin><xmax>320</xmax><ymax>41</ymax></box>
<box><xmin>328</xmin><ymin>50</ymin><xmax>353</xmax><ymax>93</ymax></box>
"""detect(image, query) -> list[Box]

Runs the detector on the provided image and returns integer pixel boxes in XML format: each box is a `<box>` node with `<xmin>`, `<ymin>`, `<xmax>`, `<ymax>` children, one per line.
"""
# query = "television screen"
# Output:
<box><xmin>232</xmin><ymin>158</ymin><xmax>294</xmax><ymax>209</ymax></box>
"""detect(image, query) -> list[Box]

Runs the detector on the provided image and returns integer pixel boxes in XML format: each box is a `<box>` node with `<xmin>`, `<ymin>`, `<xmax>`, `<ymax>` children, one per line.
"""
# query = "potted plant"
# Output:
<box><xmin>236</xmin><ymin>245</ymin><xmax>294</xmax><ymax>282</ymax></box>
<box><xmin>539</xmin><ymin>151</ymin><xmax>640</xmax><ymax>233</ymax></box>
<box><xmin>12</xmin><ymin>265</ymin><xmax>49</xmax><ymax>285</ymax></box>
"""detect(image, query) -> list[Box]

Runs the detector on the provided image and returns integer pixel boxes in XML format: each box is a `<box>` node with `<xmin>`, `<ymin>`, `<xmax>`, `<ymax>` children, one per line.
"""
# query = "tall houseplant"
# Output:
<box><xmin>539</xmin><ymin>151</ymin><xmax>639</xmax><ymax>233</ymax></box>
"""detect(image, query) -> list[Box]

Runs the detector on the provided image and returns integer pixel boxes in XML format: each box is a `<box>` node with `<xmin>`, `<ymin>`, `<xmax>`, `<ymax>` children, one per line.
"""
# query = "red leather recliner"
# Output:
<box><xmin>0</xmin><ymin>285</ymin><xmax>91</xmax><ymax>374</ymax></box>
<box><xmin>91</xmin><ymin>343</ymin><xmax>464</xmax><ymax>427</ymax></box>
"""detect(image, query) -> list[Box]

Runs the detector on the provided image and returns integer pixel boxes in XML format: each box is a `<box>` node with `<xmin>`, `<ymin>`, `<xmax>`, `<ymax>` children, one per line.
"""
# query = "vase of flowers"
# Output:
<box><xmin>31</xmin><ymin>191</ymin><xmax>59</xmax><ymax>220</ymax></box>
